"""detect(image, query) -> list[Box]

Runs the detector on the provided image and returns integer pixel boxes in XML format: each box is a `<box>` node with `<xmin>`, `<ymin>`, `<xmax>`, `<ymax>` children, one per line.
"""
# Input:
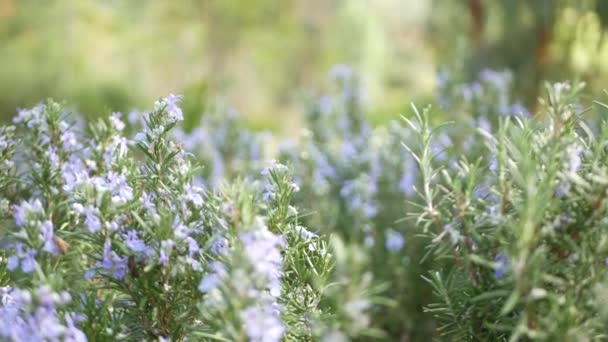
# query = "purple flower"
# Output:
<box><xmin>494</xmin><ymin>254</ymin><xmax>510</xmax><ymax>280</ymax></box>
<box><xmin>173</xmin><ymin>221</ymin><xmax>191</xmax><ymax>240</ymax></box>
<box><xmin>7</xmin><ymin>243</ymin><xmax>37</xmax><ymax>273</ymax></box>
<box><xmin>122</xmin><ymin>231</ymin><xmax>148</xmax><ymax>254</ymax></box>
<box><xmin>240</xmin><ymin>223</ymin><xmax>285</xmax><ymax>297</ymax></box>
<box><xmin>141</xmin><ymin>192</ymin><xmax>158</xmax><ymax>216</ymax></box>
<box><xmin>6</xmin><ymin>255</ymin><xmax>18</xmax><ymax>271</ymax></box>
<box><xmin>341</xmin><ymin>142</ymin><xmax>357</xmax><ymax>161</ymax></box>
<box><xmin>399</xmin><ymin>171</ymin><xmax>416</xmax><ymax>198</ymax></box>
<box><xmin>240</xmin><ymin>304</ymin><xmax>284</xmax><ymax>342</ymax></box>
<box><xmin>479</xmin><ymin>69</ymin><xmax>511</xmax><ymax>91</ymax></box>
<box><xmin>110</xmin><ymin>112</ymin><xmax>125</xmax><ymax>131</ymax></box>
<box><xmin>105</xmin><ymin>172</ymin><xmax>133</xmax><ymax>204</ymax></box>
<box><xmin>261</xmin><ymin>160</ymin><xmax>288</xmax><ymax>176</ymax></box>
<box><xmin>210</xmin><ymin>237</ymin><xmax>229</xmax><ymax>256</ymax></box>
<box><xmin>59</xmin><ymin>121</ymin><xmax>79</xmax><ymax>152</ymax></box>
<box><xmin>0</xmin><ymin>286</ymin><xmax>86</xmax><ymax>341</ymax></box>
<box><xmin>40</xmin><ymin>220</ymin><xmax>58</xmax><ymax>255</ymax></box>
<box><xmin>185</xmin><ymin>236</ymin><xmax>200</xmax><ymax>258</ymax></box>
<box><xmin>477</xmin><ymin>116</ymin><xmax>492</xmax><ymax>132</ymax></box>
<box><xmin>198</xmin><ymin>262</ymin><xmax>227</xmax><ymax>293</ymax></box>
<box><xmin>462</xmin><ymin>82</ymin><xmax>483</xmax><ymax>102</ymax></box>
<box><xmin>155</xmin><ymin>94</ymin><xmax>184</xmax><ymax>123</ymax></box>
<box><xmin>364</xmin><ymin>203</ymin><xmax>377</xmax><ymax>218</ymax></box>
<box><xmin>165</xmin><ymin>94</ymin><xmax>184</xmax><ymax>122</ymax></box>
<box><xmin>62</xmin><ymin>157</ymin><xmax>89</xmax><ymax>193</ymax></box>
<box><xmin>489</xmin><ymin>156</ymin><xmax>498</xmax><ymax>172</ymax></box>
<box><xmin>13</xmin><ymin>199</ymin><xmax>44</xmax><ymax>227</ymax></box>
<box><xmin>385</xmin><ymin>229</ymin><xmax>405</xmax><ymax>252</ymax></box>
<box><xmin>329</xmin><ymin>64</ymin><xmax>353</xmax><ymax>82</ymax></box>
<box><xmin>13</xmin><ymin>103</ymin><xmax>45</xmax><ymax>127</ymax></box>
<box><xmin>184</xmin><ymin>184</ymin><xmax>204</xmax><ymax>207</ymax></box>
<box><xmin>511</xmin><ymin>102</ymin><xmax>530</xmax><ymax>118</ymax></box>
<box><xmin>99</xmin><ymin>241</ymin><xmax>112</xmax><ymax>270</ymax></box>
<box><xmin>319</xmin><ymin>96</ymin><xmax>333</xmax><ymax>116</ymax></box>
<box><xmin>99</xmin><ymin>241</ymin><xmax>127</xmax><ymax>280</ymax></box>
<box><xmin>84</xmin><ymin>269</ymin><xmax>96</xmax><ymax>280</ymax></box>
<box><xmin>47</xmin><ymin>147</ymin><xmax>61</xmax><ymax>169</ymax></box>
<box><xmin>556</xmin><ymin>181</ymin><xmax>570</xmax><ymax>199</ymax></box>
<box><xmin>111</xmin><ymin>136</ymin><xmax>129</xmax><ymax>160</ymax></box>
<box><xmin>21</xmin><ymin>251</ymin><xmax>37</xmax><ymax>273</ymax></box>
<box><xmin>82</xmin><ymin>206</ymin><xmax>102</xmax><ymax>233</ymax></box>
<box><xmin>159</xmin><ymin>240</ymin><xmax>174</xmax><ymax>267</ymax></box>
<box><xmin>64</xmin><ymin>314</ymin><xmax>87</xmax><ymax>342</ymax></box>
<box><xmin>298</xmin><ymin>227</ymin><xmax>317</xmax><ymax>241</ymax></box>
<box><xmin>113</xmin><ymin>260</ymin><xmax>127</xmax><ymax>280</ymax></box>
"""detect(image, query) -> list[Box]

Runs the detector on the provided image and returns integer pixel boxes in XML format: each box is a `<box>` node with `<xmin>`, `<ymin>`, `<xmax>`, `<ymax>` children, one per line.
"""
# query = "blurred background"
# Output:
<box><xmin>1</xmin><ymin>0</ymin><xmax>608</xmax><ymax>133</ymax></box>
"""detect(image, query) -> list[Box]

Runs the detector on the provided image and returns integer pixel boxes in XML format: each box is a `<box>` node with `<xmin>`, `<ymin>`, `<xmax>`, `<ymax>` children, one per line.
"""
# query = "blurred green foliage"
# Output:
<box><xmin>1</xmin><ymin>0</ymin><xmax>608</xmax><ymax>130</ymax></box>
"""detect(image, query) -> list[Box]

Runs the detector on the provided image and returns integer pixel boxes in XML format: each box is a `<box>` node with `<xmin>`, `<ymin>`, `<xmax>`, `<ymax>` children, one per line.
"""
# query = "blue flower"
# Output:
<box><xmin>198</xmin><ymin>262</ymin><xmax>226</xmax><ymax>293</ymax></box>
<box><xmin>329</xmin><ymin>64</ymin><xmax>353</xmax><ymax>82</ymax></box>
<box><xmin>110</xmin><ymin>112</ymin><xmax>125</xmax><ymax>131</ymax></box>
<box><xmin>0</xmin><ymin>286</ymin><xmax>86</xmax><ymax>341</ymax></box>
<box><xmin>240</xmin><ymin>221</ymin><xmax>285</xmax><ymax>297</ymax></box>
<box><xmin>184</xmin><ymin>184</ymin><xmax>204</xmax><ymax>207</ymax></box>
<box><xmin>64</xmin><ymin>314</ymin><xmax>87</xmax><ymax>342</ymax></box>
<box><xmin>159</xmin><ymin>240</ymin><xmax>174</xmax><ymax>267</ymax></box>
<box><xmin>40</xmin><ymin>220</ymin><xmax>58</xmax><ymax>255</ymax></box>
<box><xmin>6</xmin><ymin>243</ymin><xmax>37</xmax><ymax>273</ymax></box>
<box><xmin>210</xmin><ymin>237</ymin><xmax>229</xmax><ymax>256</ymax></box>
<box><xmin>122</xmin><ymin>231</ymin><xmax>149</xmax><ymax>254</ymax></box>
<box><xmin>83</xmin><ymin>206</ymin><xmax>102</xmax><ymax>233</ymax></box>
<box><xmin>399</xmin><ymin>170</ymin><xmax>416</xmax><ymax>198</ymax></box>
<box><xmin>385</xmin><ymin>229</ymin><xmax>405</xmax><ymax>252</ymax></box>
<box><xmin>494</xmin><ymin>254</ymin><xmax>510</xmax><ymax>280</ymax></box>
<box><xmin>240</xmin><ymin>304</ymin><xmax>285</xmax><ymax>342</ymax></box>
<box><xmin>13</xmin><ymin>199</ymin><xmax>44</xmax><ymax>227</ymax></box>
<box><xmin>99</xmin><ymin>241</ymin><xmax>127</xmax><ymax>280</ymax></box>
<box><xmin>165</xmin><ymin>94</ymin><xmax>184</xmax><ymax>122</ymax></box>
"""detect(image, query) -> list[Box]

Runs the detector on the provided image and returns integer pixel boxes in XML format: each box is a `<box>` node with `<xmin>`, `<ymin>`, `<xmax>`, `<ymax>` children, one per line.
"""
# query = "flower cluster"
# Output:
<box><xmin>0</xmin><ymin>285</ymin><xmax>85</xmax><ymax>341</ymax></box>
<box><xmin>3</xmin><ymin>66</ymin><xmax>607</xmax><ymax>341</ymax></box>
<box><xmin>277</xmin><ymin>69</ymin><xmax>420</xmax><ymax>336</ymax></box>
<box><xmin>409</xmin><ymin>82</ymin><xmax>608</xmax><ymax>340</ymax></box>
<box><xmin>0</xmin><ymin>96</ymin><xmax>367</xmax><ymax>341</ymax></box>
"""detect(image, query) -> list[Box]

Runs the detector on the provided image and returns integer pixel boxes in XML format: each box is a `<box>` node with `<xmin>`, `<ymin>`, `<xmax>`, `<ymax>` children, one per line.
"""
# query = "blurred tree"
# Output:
<box><xmin>429</xmin><ymin>0</ymin><xmax>608</xmax><ymax>109</ymax></box>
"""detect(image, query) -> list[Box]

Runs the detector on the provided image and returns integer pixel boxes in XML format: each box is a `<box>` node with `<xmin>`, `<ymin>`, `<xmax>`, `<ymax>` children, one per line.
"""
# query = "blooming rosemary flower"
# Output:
<box><xmin>329</xmin><ymin>64</ymin><xmax>353</xmax><ymax>82</ymax></box>
<box><xmin>154</xmin><ymin>94</ymin><xmax>184</xmax><ymax>123</ymax></box>
<box><xmin>198</xmin><ymin>262</ymin><xmax>227</xmax><ymax>293</ymax></box>
<box><xmin>385</xmin><ymin>229</ymin><xmax>405</xmax><ymax>252</ymax></box>
<box><xmin>13</xmin><ymin>199</ymin><xmax>44</xmax><ymax>227</ymax></box>
<box><xmin>6</xmin><ymin>243</ymin><xmax>37</xmax><ymax>273</ymax></box>
<box><xmin>122</xmin><ymin>230</ymin><xmax>149</xmax><ymax>255</ymax></box>
<box><xmin>494</xmin><ymin>254</ymin><xmax>510</xmax><ymax>280</ymax></box>
<box><xmin>83</xmin><ymin>206</ymin><xmax>102</xmax><ymax>233</ymax></box>
<box><xmin>183</xmin><ymin>184</ymin><xmax>205</xmax><ymax>207</ymax></box>
<box><xmin>240</xmin><ymin>219</ymin><xmax>285</xmax><ymax>297</ymax></box>
<box><xmin>240</xmin><ymin>304</ymin><xmax>285</xmax><ymax>342</ymax></box>
<box><xmin>399</xmin><ymin>166</ymin><xmax>417</xmax><ymax>198</ymax></box>
<box><xmin>40</xmin><ymin>220</ymin><xmax>59</xmax><ymax>255</ymax></box>
<box><xmin>0</xmin><ymin>286</ymin><xmax>86</xmax><ymax>341</ymax></box>
<box><xmin>98</xmin><ymin>241</ymin><xmax>127</xmax><ymax>280</ymax></box>
<box><xmin>209</xmin><ymin>236</ymin><xmax>229</xmax><ymax>256</ymax></box>
<box><xmin>110</xmin><ymin>112</ymin><xmax>126</xmax><ymax>131</ymax></box>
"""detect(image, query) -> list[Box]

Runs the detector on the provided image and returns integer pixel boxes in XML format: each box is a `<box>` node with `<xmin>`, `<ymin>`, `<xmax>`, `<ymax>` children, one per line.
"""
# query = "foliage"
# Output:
<box><xmin>0</xmin><ymin>97</ymin><xmax>374</xmax><ymax>341</ymax></box>
<box><xmin>408</xmin><ymin>82</ymin><xmax>608</xmax><ymax>340</ymax></box>
<box><xmin>3</xmin><ymin>65</ymin><xmax>608</xmax><ymax>341</ymax></box>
